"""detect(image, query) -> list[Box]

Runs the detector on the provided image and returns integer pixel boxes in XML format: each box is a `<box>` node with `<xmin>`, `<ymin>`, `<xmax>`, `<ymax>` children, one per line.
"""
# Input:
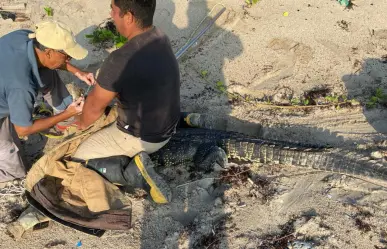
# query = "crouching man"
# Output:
<box><xmin>0</xmin><ymin>20</ymin><xmax>95</xmax><ymax>184</ymax></box>
<box><xmin>74</xmin><ymin>0</ymin><xmax>180</xmax><ymax>204</ymax></box>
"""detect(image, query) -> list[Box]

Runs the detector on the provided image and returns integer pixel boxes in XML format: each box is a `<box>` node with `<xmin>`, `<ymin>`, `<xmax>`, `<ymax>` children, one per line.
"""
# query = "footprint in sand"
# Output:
<box><xmin>373</xmin><ymin>29</ymin><xmax>387</xmax><ymax>40</ymax></box>
<box><xmin>250</xmin><ymin>38</ymin><xmax>313</xmax><ymax>90</ymax></box>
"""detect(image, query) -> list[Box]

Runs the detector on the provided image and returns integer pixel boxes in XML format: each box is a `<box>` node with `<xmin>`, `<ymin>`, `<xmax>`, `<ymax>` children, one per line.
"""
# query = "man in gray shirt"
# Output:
<box><xmin>0</xmin><ymin>20</ymin><xmax>95</xmax><ymax>184</ymax></box>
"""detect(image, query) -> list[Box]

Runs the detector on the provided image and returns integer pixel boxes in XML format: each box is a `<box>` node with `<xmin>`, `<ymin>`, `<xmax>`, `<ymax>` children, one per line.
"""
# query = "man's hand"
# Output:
<box><xmin>75</xmin><ymin>71</ymin><xmax>96</xmax><ymax>86</ymax></box>
<box><xmin>65</xmin><ymin>97</ymin><xmax>84</xmax><ymax>116</ymax></box>
<box><xmin>14</xmin><ymin>97</ymin><xmax>85</xmax><ymax>137</ymax></box>
<box><xmin>61</xmin><ymin>63</ymin><xmax>96</xmax><ymax>86</ymax></box>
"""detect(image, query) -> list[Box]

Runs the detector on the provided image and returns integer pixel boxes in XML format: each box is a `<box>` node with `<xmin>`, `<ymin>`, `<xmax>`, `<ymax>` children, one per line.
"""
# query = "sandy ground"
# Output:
<box><xmin>1</xmin><ymin>0</ymin><xmax>387</xmax><ymax>248</ymax></box>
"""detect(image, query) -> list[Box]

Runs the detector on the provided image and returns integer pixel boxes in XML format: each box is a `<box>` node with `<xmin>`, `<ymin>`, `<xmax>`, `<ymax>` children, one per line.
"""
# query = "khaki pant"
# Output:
<box><xmin>0</xmin><ymin>69</ymin><xmax>72</xmax><ymax>183</ymax></box>
<box><xmin>73</xmin><ymin>122</ymin><xmax>169</xmax><ymax>160</ymax></box>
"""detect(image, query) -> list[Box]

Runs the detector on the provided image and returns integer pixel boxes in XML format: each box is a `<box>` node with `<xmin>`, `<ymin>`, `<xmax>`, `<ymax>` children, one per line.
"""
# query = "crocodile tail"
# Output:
<box><xmin>222</xmin><ymin>139</ymin><xmax>387</xmax><ymax>185</ymax></box>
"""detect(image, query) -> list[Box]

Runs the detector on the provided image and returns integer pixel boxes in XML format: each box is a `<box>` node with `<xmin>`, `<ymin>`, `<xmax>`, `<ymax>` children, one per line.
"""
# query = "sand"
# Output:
<box><xmin>0</xmin><ymin>0</ymin><xmax>387</xmax><ymax>248</ymax></box>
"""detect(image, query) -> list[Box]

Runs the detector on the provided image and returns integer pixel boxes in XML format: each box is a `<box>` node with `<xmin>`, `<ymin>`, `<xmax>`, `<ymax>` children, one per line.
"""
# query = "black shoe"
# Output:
<box><xmin>124</xmin><ymin>152</ymin><xmax>172</xmax><ymax>204</ymax></box>
<box><xmin>86</xmin><ymin>152</ymin><xmax>172</xmax><ymax>204</ymax></box>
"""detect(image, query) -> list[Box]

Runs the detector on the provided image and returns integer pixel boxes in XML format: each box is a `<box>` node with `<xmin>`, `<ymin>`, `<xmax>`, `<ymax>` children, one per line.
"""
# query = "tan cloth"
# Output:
<box><xmin>73</xmin><ymin>121</ymin><xmax>170</xmax><ymax>160</ymax></box>
<box><xmin>26</xmin><ymin>106</ymin><xmax>131</xmax><ymax>216</ymax></box>
<box><xmin>30</xmin><ymin>175</ymin><xmax>131</xmax><ymax>230</ymax></box>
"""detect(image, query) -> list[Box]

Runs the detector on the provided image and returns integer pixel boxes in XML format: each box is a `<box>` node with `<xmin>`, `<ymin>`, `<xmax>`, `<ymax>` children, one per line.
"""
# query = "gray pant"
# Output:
<box><xmin>0</xmin><ymin>117</ymin><xmax>27</xmax><ymax>182</ymax></box>
<box><xmin>0</xmin><ymin>69</ymin><xmax>71</xmax><ymax>183</ymax></box>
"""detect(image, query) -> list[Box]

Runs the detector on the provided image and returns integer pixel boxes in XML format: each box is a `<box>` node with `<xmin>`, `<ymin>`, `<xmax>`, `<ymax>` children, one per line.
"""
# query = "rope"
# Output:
<box><xmin>0</xmin><ymin>179</ymin><xmax>25</xmax><ymax>197</ymax></box>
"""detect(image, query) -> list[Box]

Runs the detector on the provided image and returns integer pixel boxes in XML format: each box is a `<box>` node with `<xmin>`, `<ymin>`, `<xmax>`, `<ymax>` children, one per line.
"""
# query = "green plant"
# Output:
<box><xmin>324</xmin><ymin>94</ymin><xmax>352</xmax><ymax>109</ymax></box>
<box><xmin>367</xmin><ymin>97</ymin><xmax>378</xmax><ymax>108</ymax></box>
<box><xmin>85</xmin><ymin>27</ymin><xmax>127</xmax><ymax>48</ymax></box>
<box><xmin>44</xmin><ymin>7</ymin><xmax>53</xmax><ymax>16</ymax></box>
<box><xmin>290</xmin><ymin>97</ymin><xmax>301</xmax><ymax>105</ymax></box>
<box><xmin>302</xmin><ymin>99</ymin><xmax>310</xmax><ymax>106</ymax></box>
<box><xmin>245</xmin><ymin>0</ymin><xmax>259</xmax><ymax>6</ymax></box>
<box><xmin>290</xmin><ymin>97</ymin><xmax>311</xmax><ymax>106</ymax></box>
<box><xmin>216</xmin><ymin>81</ymin><xmax>226</xmax><ymax>93</ymax></box>
<box><xmin>366</xmin><ymin>88</ymin><xmax>387</xmax><ymax>108</ymax></box>
<box><xmin>198</xmin><ymin>70</ymin><xmax>227</xmax><ymax>94</ymax></box>
<box><xmin>244</xmin><ymin>95</ymin><xmax>252</xmax><ymax>102</ymax></box>
<box><xmin>114</xmin><ymin>34</ymin><xmax>127</xmax><ymax>48</ymax></box>
<box><xmin>337</xmin><ymin>0</ymin><xmax>351</xmax><ymax>7</ymax></box>
<box><xmin>325</xmin><ymin>95</ymin><xmax>340</xmax><ymax>103</ymax></box>
<box><xmin>201</xmin><ymin>70</ymin><xmax>208</xmax><ymax>78</ymax></box>
<box><xmin>86</xmin><ymin>28</ymin><xmax>114</xmax><ymax>44</ymax></box>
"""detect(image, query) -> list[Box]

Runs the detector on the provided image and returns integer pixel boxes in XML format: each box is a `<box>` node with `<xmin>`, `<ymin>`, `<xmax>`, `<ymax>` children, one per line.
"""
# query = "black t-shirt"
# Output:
<box><xmin>97</xmin><ymin>27</ymin><xmax>180</xmax><ymax>143</ymax></box>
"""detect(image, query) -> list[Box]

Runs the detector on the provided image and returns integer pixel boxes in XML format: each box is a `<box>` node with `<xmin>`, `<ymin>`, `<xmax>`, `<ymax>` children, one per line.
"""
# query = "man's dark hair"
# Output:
<box><xmin>114</xmin><ymin>0</ymin><xmax>156</xmax><ymax>29</ymax></box>
<box><xmin>33</xmin><ymin>39</ymin><xmax>49</xmax><ymax>51</ymax></box>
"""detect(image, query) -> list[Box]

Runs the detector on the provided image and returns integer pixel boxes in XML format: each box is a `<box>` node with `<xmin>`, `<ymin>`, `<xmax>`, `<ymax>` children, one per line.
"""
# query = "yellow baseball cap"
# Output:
<box><xmin>32</xmin><ymin>20</ymin><xmax>88</xmax><ymax>60</ymax></box>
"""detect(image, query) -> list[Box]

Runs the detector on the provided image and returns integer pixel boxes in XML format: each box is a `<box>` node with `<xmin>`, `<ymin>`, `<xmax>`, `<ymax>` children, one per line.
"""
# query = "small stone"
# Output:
<box><xmin>245</xmin><ymin>242</ymin><xmax>258</xmax><ymax>249</ymax></box>
<box><xmin>224</xmin><ymin>207</ymin><xmax>234</xmax><ymax>215</ymax></box>
<box><xmin>214</xmin><ymin>197</ymin><xmax>223</xmax><ymax>207</ymax></box>
<box><xmin>288</xmin><ymin>240</ymin><xmax>314</xmax><ymax>249</ymax></box>
<box><xmin>213</xmin><ymin>164</ymin><xmax>224</xmax><ymax>171</ymax></box>
<box><xmin>370</xmin><ymin>151</ymin><xmax>383</xmax><ymax>159</ymax></box>
<box><xmin>356</xmin><ymin>144</ymin><xmax>368</xmax><ymax>150</ymax></box>
<box><xmin>275</xmin><ymin>87</ymin><xmax>293</xmax><ymax>102</ymax></box>
<box><xmin>350</xmin><ymin>99</ymin><xmax>361</xmax><ymax>106</ymax></box>
<box><xmin>237</xmin><ymin>201</ymin><xmax>247</xmax><ymax>208</ymax></box>
<box><xmin>272</xmin><ymin>91</ymin><xmax>292</xmax><ymax>104</ymax></box>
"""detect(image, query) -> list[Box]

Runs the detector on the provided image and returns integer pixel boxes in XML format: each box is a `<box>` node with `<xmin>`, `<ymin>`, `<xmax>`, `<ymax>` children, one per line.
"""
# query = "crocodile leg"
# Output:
<box><xmin>193</xmin><ymin>144</ymin><xmax>228</xmax><ymax>172</ymax></box>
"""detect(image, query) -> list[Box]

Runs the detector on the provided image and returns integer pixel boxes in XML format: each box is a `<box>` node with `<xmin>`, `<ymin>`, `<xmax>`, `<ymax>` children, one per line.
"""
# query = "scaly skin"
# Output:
<box><xmin>150</xmin><ymin>128</ymin><xmax>387</xmax><ymax>186</ymax></box>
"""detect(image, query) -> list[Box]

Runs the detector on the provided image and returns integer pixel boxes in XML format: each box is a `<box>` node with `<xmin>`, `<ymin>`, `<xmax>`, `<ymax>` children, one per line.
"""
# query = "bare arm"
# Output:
<box><xmin>62</xmin><ymin>62</ymin><xmax>96</xmax><ymax>86</ymax></box>
<box><xmin>79</xmin><ymin>84</ymin><xmax>117</xmax><ymax>130</ymax></box>
<box><xmin>15</xmin><ymin>111</ymin><xmax>74</xmax><ymax>137</ymax></box>
<box><xmin>62</xmin><ymin>62</ymin><xmax>82</xmax><ymax>75</ymax></box>
<box><xmin>14</xmin><ymin>98</ymin><xmax>84</xmax><ymax>137</ymax></box>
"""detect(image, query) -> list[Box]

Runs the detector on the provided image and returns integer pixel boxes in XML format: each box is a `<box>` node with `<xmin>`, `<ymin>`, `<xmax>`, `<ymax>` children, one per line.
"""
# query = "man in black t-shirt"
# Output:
<box><xmin>74</xmin><ymin>0</ymin><xmax>180</xmax><ymax>204</ymax></box>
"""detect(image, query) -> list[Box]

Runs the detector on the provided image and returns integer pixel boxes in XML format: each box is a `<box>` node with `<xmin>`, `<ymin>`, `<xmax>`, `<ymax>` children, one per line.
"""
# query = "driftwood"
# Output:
<box><xmin>0</xmin><ymin>2</ymin><xmax>29</xmax><ymax>22</ymax></box>
<box><xmin>0</xmin><ymin>3</ymin><xmax>26</xmax><ymax>11</ymax></box>
<box><xmin>0</xmin><ymin>11</ymin><xmax>29</xmax><ymax>22</ymax></box>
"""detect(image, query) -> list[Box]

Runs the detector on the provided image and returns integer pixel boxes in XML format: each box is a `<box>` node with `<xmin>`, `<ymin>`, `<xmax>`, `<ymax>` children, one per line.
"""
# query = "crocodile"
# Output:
<box><xmin>88</xmin><ymin>127</ymin><xmax>387</xmax><ymax>188</ymax></box>
<box><xmin>150</xmin><ymin>128</ymin><xmax>387</xmax><ymax>186</ymax></box>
